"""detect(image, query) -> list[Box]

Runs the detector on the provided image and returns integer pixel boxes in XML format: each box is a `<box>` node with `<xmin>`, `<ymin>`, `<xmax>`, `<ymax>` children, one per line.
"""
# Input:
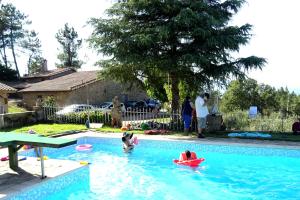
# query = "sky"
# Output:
<box><xmin>3</xmin><ymin>0</ymin><xmax>300</xmax><ymax>93</ymax></box>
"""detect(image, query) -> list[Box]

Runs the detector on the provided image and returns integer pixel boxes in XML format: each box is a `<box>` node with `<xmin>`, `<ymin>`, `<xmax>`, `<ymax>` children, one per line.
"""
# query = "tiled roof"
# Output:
<box><xmin>22</xmin><ymin>68</ymin><xmax>75</xmax><ymax>79</ymax></box>
<box><xmin>19</xmin><ymin>71</ymin><xmax>99</xmax><ymax>92</ymax></box>
<box><xmin>0</xmin><ymin>82</ymin><xmax>17</xmax><ymax>92</ymax></box>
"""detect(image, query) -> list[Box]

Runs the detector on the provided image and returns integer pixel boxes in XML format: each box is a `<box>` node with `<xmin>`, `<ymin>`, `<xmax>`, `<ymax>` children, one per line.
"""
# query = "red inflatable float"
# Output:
<box><xmin>173</xmin><ymin>158</ymin><xmax>205</xmax><ymax>167</ymax></box>
<box><xmin>173</xmin><ymin>151</ymin><xmax>205</xmax><ymax>167</ymax></box>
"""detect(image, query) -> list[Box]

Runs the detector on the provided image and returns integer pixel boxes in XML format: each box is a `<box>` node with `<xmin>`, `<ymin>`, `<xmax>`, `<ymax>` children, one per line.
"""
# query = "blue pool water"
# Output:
<box><xmin>8</xmin><ymin>137</ymin><xmax>300</xmax><ymax>200</ymax></box>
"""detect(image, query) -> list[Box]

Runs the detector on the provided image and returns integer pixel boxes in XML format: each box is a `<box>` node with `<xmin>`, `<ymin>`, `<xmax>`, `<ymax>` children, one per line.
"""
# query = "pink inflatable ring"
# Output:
<box><xmin>76</xmin><ymin>144</ymin><xmax>92</xmax><ymax>151</ymax></box>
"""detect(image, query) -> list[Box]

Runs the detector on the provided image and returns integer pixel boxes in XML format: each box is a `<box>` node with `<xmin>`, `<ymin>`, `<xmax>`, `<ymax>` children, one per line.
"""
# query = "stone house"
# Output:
<box><xmin>19</xmin><ymin>71</ymin><xmax>148</xmax><ymax>109</ymax></box>
<box><xmin>0</xmin><ymin>82</ymin><xmax>17</xmax><ymax>113</ymax></box>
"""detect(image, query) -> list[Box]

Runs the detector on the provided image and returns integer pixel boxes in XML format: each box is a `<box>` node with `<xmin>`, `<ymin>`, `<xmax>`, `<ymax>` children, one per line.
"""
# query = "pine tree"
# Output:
<box><xmin>55</xmin><ymin>23</ymin><xmax>82</xmax><ymax>69</ymax></box>
<box><xmin>89</xmin><ymin>0</ymin><xmax>266</xmax><ymax>111</ymax></box>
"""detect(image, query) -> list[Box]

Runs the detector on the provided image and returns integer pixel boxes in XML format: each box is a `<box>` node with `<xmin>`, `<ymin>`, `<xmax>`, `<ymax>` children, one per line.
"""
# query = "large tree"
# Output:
<box><xmin>21</xmin><ymin>30</ymin><xmax>43</xmax><ymax>74</ymax></box>
<box><xmin>220</xmin><ymin>79</ymin><xmax>300</xmax><ymax>116</ymax></box>
<box><xmin>0</xmin><ymin>3</ymin><xmax>30</xmax><ymax>79</ymax></box>
<box><xmin>89</xmin><ymin>0</ymin><xmax>266</xmax><ymax>111</ymax></box>
<box><xmin>0</xmin><ymin>3</ymin><xmax>33</xmax><ymax>79</ymax></box>
<box><xmin>55</xmin><ymin>23</ymin><xmax>82</xmax><ymax>69</ymax></box>
<box><xmin>220</xmin><ymin>79</ymin><xmax>260</xmax><ymax>112</ymax></box>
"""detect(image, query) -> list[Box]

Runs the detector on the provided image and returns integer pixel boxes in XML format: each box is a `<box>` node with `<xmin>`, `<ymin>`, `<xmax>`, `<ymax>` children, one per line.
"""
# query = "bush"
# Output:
<box><xmin>57</xmin><ymin>111</ymin><xmax>111</xmax><ymax>125</ymax></box>
<box><xmin>223</xmin><ymin>111</ymin><xmax>295</xmax><ymax>132</ymax></box>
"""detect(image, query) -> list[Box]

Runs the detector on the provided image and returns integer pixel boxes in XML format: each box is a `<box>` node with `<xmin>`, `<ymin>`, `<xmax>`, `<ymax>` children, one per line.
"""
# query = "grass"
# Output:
<box><xmin>96</xmin><ymin>126</ymin><xmax>144</xmax><ymax>134</ymax></box>
<box><xmin>1</xmin><ymin>123</ymin><xmax>87</xmax><ymax>136</ymax></box>
<box><xmin>8</xmin><ymin>103</ymin><xmax>27</xmax><ymax>113</ymax></box>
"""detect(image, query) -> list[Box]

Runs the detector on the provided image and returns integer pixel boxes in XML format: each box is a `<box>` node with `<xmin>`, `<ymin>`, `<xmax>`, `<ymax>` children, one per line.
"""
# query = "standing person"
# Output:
<box><xmin>181</xmin><ymin>96</ymin><xmax>194</xmax><ymax>134</ymax></box>
<box><xmin>195</xmin><ymin>93</ymin><xmax>210</xmax><ymax>138</ymax></box>
<box><xmin>292</xmin><ymin>118</ymin><xmax>300</xmax><ymax>135</ymax></box>
<box><xmin>111</xmin><ymin>96</ymin><xmax>122</xmax><ymax>128</ymax></box>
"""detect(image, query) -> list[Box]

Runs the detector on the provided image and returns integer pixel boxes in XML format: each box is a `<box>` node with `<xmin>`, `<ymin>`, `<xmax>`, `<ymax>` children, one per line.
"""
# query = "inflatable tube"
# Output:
<box><xmin>173</xmin><ymin>158</ymin><xmax>205</xmax><ymax>167</ymax></box>
<box><xmin>76</xmin><ymin>144</ymin><xmax>92</xmax><ymax>151</ymax></box>
<box><xmin>133</xmin><ymin>136</ymin><xmax>138</xmax><ymax>145</ymax></box>
<box><xmin>79</xmin><ymin>161</ymin><xmax>90</xmax><ymax>165</ymax></box>
<box><xmin>37</xmin><ymin>156</ymin><xmax>49</xmax><ymax>161</ymax></box>
<box><xmin>23</xmin><ymin>145</ymin><xmax>32</xmax><ymax>150</ymax></box>
<box><xmin>1</xmin><ymin>156</ymin><xmax>9</xmax><ymax>161</ymax></box>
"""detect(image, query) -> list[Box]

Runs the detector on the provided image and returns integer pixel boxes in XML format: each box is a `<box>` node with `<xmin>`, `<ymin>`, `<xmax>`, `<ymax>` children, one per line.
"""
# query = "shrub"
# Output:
<box><xmin>222</xmin><ymin>110</ymin><xmax>295</xmax><ymax>132</ymax></box>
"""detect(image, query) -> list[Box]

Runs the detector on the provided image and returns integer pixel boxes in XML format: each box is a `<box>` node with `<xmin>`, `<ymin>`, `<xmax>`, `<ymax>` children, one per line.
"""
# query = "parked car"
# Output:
<box><xmin>146</xmin><ymin>99</ymin><xmax>161</xmax><ymax>110</ymax></box>
<box><xmin>126</xmin><ymin>100</ymin><xmax>149</xmax><ymax>110</ymax></box>
<box><xmin>98</xmin><ymin>102</ymin><xmax>126</xmax><ymax>112</ymax></box>
<box><xmin>56</xmin><ymin>104</ymin><xmax>95</xmax><ymax>115</ymax></box>
<box><xmin>124</xmin><ymin>100</ymin><xmax>138</xmax><ymax>110</ymax></box>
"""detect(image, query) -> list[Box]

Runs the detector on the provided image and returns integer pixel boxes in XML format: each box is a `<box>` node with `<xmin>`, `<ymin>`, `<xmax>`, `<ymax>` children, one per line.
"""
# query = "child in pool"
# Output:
<box><xmin>122</xmin><ymin>132</ymin><xmax>134</xmax><ymax>152</ymax></box>
<box><xmin>179</xmin><ymin>150</ymin><xmax>197</xmax><ymax>161</ymax></box>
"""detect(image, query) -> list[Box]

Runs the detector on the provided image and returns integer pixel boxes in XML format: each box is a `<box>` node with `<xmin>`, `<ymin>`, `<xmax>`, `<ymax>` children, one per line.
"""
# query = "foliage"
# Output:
<box><xmin>89</xmin><ymin>0</ymin><xmax>266</xmax><ymax>111</ymax></box>
<box><xmin>0</xmin><ymin>3</ymin><xmax>31</xmax><ymax>78</ymax></box>
<box><xmin>63</xmin><ymin>111</ymin><xmax>112</xmax><ymax>125</ymax></box>
<box><xmin>21</xmin><ymin>30</ymin><xmax>43</xmax><ymax>74</ymax></box>
<box><xmin>55</xmin><ymin>23</ymin><xmax>82</xmax><ymax>69</ymax></box>
<box><xmin>8</xmin><ymin>102</ymin><xmax>27</xmax><ymax>113</ymax></box>
<box><xmin>220</xmin><ymin>79</ymin><xmax>300</xmax><ymax>116</ymax></box>
<box><xmin>42</xmin><ymin>96</ymin><xmax>56</xmax><ymax>107</ymax></box>
<box><xmin>222</xmin><ymin>111</ymin><xmax>296</xmax><ymax>132</ymax></box>
<box><xmin>0</xmin><ymin>63</ymin><xmax>18</xmax><ymax>80</ymax></box>
<box><xmin>27</xmin><ymin>55</ymin><xmax>45</xmax><ymax>75</ymax></box>
<box><xmin>221</xmin><ymin>79</ymin><xmax>260</xmax><ymax>112</ymax></box>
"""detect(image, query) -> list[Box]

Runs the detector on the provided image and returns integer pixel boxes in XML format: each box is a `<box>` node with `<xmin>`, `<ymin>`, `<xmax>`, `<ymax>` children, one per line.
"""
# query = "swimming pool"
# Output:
<box><xmin>8</xmin><ymin>137</ymin><xmax>300</xmax><ymax>200</ymax></box>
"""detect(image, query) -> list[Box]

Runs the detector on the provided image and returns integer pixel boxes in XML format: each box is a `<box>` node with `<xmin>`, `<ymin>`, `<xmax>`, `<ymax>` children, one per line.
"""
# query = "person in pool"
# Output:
<box><xmin>122</xmin><ymin>132</ymin><xmax>134</xmax><ymax>152</ymax></box>
<box><xmin>179</xmin><ymin>150</ymin><xmax>197</xmax><ymax>161</ymax></box>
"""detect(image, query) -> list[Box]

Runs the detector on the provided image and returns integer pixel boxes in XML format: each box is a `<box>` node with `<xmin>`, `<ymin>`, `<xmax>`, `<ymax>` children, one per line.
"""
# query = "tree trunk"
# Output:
<box><xmin>170</xmin><ymin>72</ymin><xmax>180</xmax><ymax>112</ymax></box>
<box><xmin>10</xmin><ymin>29</ymin><xmax>20</xmax><ymax>79</ymax></box>
<box><xmin>1</xmin><ymin>32</ymin><xmax>8</xmax><ymax>68</ymax></box>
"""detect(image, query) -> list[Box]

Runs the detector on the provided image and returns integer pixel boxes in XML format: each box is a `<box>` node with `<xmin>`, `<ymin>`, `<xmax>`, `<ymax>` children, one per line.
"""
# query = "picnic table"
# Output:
<box><xmin>0</xmin><ymin>132</ymin><xmax>77</xmax><ymax>178</ymax></box>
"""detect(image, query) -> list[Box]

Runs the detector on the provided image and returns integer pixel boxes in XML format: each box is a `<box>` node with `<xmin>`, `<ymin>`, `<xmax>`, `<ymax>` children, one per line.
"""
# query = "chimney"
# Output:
<box><xmin>42</xmin><ymin>59</ymin><xmax>48</xmax><ymax>72</ymax></box>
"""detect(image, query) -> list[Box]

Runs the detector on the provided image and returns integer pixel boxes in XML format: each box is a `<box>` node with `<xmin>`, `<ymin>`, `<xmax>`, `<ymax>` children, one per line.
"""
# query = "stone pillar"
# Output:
<box><xmin>0</xmin><ymin>114</ymin><xmax>4</xmax><ymax>129</ymax></box>
<box><xmin>0</xmin><ymin>93</ymin><xmax>8</xmax><ymax>114</ymax></box>
<box><xmin>33</xmin><ymin>106</ymin><xmax>44</xmax><ymax>121</ymax></box>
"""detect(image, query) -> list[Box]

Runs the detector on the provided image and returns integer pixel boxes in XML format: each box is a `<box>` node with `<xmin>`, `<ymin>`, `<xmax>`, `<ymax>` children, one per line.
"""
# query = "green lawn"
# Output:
<box><xmin>96</xmin><ymin>126</ymin><xmax>144</xmax><ymax>134</ymax></box>
<box><xmin>2</xmin><ymin>123</ymin><xmax>87</xmax><ymax>136</ymax></box>
<box><xmin>8</xmin><ymin>103</ymin><xmax>27</xmax><ymax>113</ymax></box>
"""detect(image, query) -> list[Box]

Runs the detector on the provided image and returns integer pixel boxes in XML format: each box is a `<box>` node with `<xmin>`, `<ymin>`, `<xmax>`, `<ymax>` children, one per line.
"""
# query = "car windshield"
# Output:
<box><xmin>61</xmin><ymin>105</ymin><xmax>77</xmax><ymax>112</ymax></box>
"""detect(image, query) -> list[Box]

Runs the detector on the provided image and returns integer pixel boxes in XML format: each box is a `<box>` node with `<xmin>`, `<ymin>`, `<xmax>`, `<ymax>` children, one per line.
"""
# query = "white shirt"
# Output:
<box><xmin>195</xmin><ymin>96</ymin><xmax>209</xmax><ymax>118</ymax></box>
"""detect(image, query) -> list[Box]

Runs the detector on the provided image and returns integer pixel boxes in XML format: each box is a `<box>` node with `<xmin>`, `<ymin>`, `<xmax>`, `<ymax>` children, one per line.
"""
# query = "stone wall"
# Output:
<box><xmin>21</xmin><ymin>80</ymin><xmax>148</xmax><ymax>109</ymax></box>
<box><xmin>67</xmin><ymin>80</ymin><xmax>148</xmax><ymax>105</ymax></box>
<box><xmin>0</xmin><ymin>111</ymin><xmax>37</xmax><ymax>129</ymax></box>
<box><xmin>22</xmin><ymin>91</ymin><xmax>71</xmax><ymax>109</ymax></box>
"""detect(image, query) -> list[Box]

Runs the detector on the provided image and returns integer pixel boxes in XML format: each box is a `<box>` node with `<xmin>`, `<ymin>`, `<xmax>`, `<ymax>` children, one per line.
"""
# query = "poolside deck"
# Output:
<box><xmin>0</xmin><ymin>155</ymin><xmax>83</xmax><ymax>199</ymax></box>
<box><xmin>64</xmin><ymin>131</ymin><xmax>300</xmax><ymax>149</ymax></box>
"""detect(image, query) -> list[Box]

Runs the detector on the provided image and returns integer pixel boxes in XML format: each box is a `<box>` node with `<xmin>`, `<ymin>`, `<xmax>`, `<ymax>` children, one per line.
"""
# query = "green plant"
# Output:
<box><xmin>64</xmin><ymin>111</ymin><xmax>111</xmax><ymax>125</ymax></box>
<box><xmin>43</xmin><ymin>96</ymin><xmax>56</xmax><ymax>107</ymax></box>
<box><xmin>222</xmin><ymin>110</ymin><xmax>296</xmax><ymax>132</ymax></box>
